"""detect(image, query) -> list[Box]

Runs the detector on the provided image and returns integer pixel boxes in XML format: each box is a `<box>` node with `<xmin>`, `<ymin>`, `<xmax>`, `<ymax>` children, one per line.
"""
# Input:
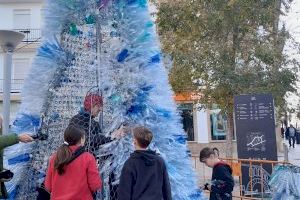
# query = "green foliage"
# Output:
<box><xmin>156</xmin><ymin>0</ymin><xmax>299</xmax><ymax>115</ymax></box>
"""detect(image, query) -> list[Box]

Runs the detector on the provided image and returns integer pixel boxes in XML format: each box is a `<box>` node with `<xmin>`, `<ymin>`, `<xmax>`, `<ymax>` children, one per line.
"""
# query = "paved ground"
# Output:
<box><xmin>278</xmin><ymin>139</ymin><xmax>300</xmax><ymax>166</ymax></box>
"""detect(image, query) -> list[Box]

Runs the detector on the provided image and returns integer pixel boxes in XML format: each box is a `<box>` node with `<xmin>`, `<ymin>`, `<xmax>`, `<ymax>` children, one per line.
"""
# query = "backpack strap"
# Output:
<box><xmin>67</xmin><ymin>146</ymin><xmax>86</xmax><ymax>164</ymax></box>
<box><xmin>214</xmin><ymin>161</ymin><xmax>228</xmax><ymax>168</ymax></box>
<box><xmin>214</xmin><ymin>161</ymin><xmax>233</xmax><ymax>174</ymax></box>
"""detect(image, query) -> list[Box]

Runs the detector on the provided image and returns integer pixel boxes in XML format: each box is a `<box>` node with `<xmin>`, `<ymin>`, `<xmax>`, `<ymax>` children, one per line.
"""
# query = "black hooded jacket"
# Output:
<box><xmin>118</xmin><ymin>150</ymin><xmax>172</xmax><ymax>200</ymax></box>
<box><xmin>210</xmin><ymin>162</ymin><xmax>234</xmax><ymax>200</ymax></box>
<box><xmin>69</xmin><ymin>110</ymin><xmax>112</xmax><ymax>155</ymax></box>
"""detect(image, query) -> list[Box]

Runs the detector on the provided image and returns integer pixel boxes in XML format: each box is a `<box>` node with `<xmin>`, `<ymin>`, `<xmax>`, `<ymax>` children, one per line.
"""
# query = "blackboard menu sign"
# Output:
<box><xmin>234</xmin><ymin>94</ymin><xmax>277</xmax><ymax>196</ymax></box>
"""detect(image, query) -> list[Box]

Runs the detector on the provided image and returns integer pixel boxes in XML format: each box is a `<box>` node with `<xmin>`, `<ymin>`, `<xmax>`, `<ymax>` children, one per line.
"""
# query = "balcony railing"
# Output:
<box><xmin>0</xmin><ymin>79</ymin><xmax>24</xmax><ymax>93</ymax></box>
<box><xmin>13</xmin><ymin>29</ymin><xmax>41</xmax><ymax>43</ymax></box>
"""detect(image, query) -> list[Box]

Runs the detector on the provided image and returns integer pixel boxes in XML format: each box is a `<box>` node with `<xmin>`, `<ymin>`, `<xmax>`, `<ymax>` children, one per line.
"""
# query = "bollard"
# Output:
<box><xmin>283</xmin><ymin>143</ymin><xmax>289</xmax><ymax>162</ymax></box>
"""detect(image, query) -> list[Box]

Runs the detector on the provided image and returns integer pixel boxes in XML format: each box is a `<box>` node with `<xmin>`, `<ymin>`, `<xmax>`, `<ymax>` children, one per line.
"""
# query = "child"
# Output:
<box><xmin>45</xmin><ymin>126</ymin><xmax>102</xmax><ymax>200</ymax></box>
<box><xmin>199</xmin><ymin>147</ymin><xmax>234</xmax><ymax>200</ymax></box>
<box><xmin>118</xmin><ymin>126</ymin><xmax>172</xmax><ymax>200</ymax></box>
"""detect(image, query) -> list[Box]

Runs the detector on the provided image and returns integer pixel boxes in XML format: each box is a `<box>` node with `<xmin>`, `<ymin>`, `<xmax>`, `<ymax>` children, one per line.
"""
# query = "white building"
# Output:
<box><xmin>0</xmin><ymin>0</ymin><xmax>44</xmax><ymax>121</ymax></box>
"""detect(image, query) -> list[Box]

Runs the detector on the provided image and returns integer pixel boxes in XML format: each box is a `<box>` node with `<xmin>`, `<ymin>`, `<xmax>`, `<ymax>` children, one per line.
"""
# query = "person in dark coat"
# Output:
<box><xmin>70</xmin><ymin>94</ymin><xmax>112</xmax><ymax>153</ymax></box>
<box><xmin>69</xmin><ymin>93</ymin><xmax>124</xmax><ymax>200</ymax></box>
<box><xmin>200</xmin><ymin>147</ymin><xmax>234</xmax><ymax>200</ymax></box>
<box><xmin>285</xmin><ymin>126</ymin><xmax>290</xmax><ymax>140</ymax></box>
<box><xmin>281</xmin><ymin>126</ymin><xmax>285</xmax><ymax>138</ymax></box>
<box><xmin>285</xmin><ymin>124</ymin><xmax>297</xmax><ymax>148</ymax></box>
<box><xmin>118</xmin><ymin>126</ymin><xmax>172</xmax><ymax>200</ymax></box>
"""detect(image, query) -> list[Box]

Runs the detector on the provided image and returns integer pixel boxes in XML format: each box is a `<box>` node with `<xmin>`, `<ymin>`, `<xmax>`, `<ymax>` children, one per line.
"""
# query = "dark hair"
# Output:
<box><xmin>133</xmin><ymin>126</ymin><xmax>153</xmax><ymax>148</ymax></box>
<box><xmin>212</xmin><ymin>147</ymin><xmax>219</xmax><ymax>156</ymax></box>
<box><xmin>54</xmin><ymin>126</ymin><xmax>85</xmax><ymax>175</ymax></box>
<box><xmin>199</xmin><ymin>147</ymin><xmax>215</xmax><ymax>163</ymax></box>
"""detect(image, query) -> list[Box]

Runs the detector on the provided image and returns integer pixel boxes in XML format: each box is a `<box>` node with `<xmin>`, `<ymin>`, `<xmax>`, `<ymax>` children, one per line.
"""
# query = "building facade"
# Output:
<box><xmin>0</xmin><ymin>0</ymin><xmax>44</xmax><ymax>121</ymax></box>
<box><xmin>174</xmin><ymin>92</ymin><xmax>238</xmax><ymax>157</ymax></box>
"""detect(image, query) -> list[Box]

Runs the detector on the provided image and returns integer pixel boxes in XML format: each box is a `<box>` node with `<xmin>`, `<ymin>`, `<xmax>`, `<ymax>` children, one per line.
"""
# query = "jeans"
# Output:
<box><xmin>289</xmin><ymin>136</ymin><xmax>296</xmax><ymax>148</ymax></box>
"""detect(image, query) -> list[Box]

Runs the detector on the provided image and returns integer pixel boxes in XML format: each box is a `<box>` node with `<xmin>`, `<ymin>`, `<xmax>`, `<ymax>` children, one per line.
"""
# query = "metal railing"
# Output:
<box><xmin>0</xmin><ymin>79</ymin><xmax>24</xmax><ymax>93</ymax></box>
<box><xmin>13</xmin><ymin>29</ymin><xmax>41</xmax><ymax>43</ymax></box>
<box><xmin>191</xmin><ymin>156</ymin><xmax>290</xmax><ymax>200</ymax></box>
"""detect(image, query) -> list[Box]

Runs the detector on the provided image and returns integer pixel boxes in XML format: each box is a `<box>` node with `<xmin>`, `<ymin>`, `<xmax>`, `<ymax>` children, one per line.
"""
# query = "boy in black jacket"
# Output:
<box><xmin>118</xmin><ymin>126</ymin><xmax>172</xmax><ymax>200</ymax></box>
<box><xmin>200</xmin><ymin>147</ymin><xmax>234</xmax><ymax>200</ymax></box>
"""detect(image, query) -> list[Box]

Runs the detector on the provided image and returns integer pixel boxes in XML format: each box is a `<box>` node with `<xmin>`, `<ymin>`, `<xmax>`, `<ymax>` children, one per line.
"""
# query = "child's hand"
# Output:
<box><xmin>206</xmin><ymin>184</ymin><xmax>211</xmax><ymax>191</ymax></box>
<box><xmin>18</xmin><ymin>133</ymin><xmax>34</xmax><ymax>143</ymax></box>
<box><xmin>111</xmin><ymin>125</ymin><xmax>126</xmax><ymax>139</ymax></box>
<box><xmin>202</xmin><ymin>183</ymin><xmax>211</xmax><ymax>191</ymax></box>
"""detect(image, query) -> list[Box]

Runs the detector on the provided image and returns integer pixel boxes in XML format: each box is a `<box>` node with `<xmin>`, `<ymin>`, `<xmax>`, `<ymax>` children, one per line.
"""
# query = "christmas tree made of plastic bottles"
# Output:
<box><xmin>4</xmin><ymin>0</ymin><xmax>205</xmax><ymax>199</ymax></box>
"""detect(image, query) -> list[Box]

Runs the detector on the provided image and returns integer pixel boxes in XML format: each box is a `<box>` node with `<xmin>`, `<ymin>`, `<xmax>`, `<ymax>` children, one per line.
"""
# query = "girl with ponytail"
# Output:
<box><xmin>45</xmin><ymin>126</ymin><xmax>102</xmax><ymax>200</ymax></box>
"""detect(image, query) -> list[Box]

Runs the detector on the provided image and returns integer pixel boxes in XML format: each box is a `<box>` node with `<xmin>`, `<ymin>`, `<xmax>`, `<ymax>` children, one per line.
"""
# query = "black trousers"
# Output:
<box><xmin>98</xmin><ymin>155</ymin><xmax>118</xmax><ymax>200</ymax></box>
<box><xmin>109</xmin><ymin>172</ymin><xmax>118</xmax><ymax>200</ymax></box>
<box><xmin>289</xmin><ymin>136</ymin><xmax>296</xmax><ymax>147</ymax></box>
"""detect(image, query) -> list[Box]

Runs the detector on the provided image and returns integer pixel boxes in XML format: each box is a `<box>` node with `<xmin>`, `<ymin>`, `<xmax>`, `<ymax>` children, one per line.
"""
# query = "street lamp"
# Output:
<box><xmin>0</xmin><ymin>30</ymin><xmax>24</xmax><ymax>135</ymax></box>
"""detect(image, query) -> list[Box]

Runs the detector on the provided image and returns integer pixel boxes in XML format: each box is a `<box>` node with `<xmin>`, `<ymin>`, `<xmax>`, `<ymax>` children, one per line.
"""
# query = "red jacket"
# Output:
<box><xmin>45</xmin><ymin>145</ymin><xmax>102</xmax><ymax>200</ymax></box>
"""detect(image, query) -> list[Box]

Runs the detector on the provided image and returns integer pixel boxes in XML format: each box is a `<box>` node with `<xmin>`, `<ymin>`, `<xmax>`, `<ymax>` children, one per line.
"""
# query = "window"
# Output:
<box><xmin>178</xmin><ymin>103</ymin><xmax>195</xmax><ymax>141</ymax></box>
<box><xmin>210</xmin><ymin>105</ymin><xmax>236</xmax><ymax>141</ymax></box>
<box><xmin>13</xmin><ymin>58</ymin><xmax>30</xmax><ymax>79</ymax></box>
<box><xmin>12</xmin><ymin>58</ymin><xmax>30</xmax><ymax>92</ymax></box>
<box><xmin>13</xmin><ymin>9</ymin><xmax>31</xmax><ymax>29</ymax></box>
<box><xmin>210</xmin><ymin>109</ymin><xmax>227</xmax><ymax>140</ymax></box>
